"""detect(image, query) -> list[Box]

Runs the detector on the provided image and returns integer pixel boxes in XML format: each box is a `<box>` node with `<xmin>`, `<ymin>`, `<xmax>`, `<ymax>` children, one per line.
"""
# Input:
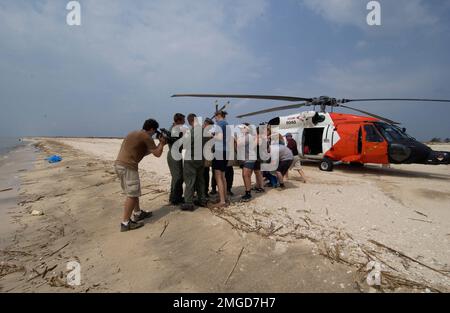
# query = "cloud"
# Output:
<box><xmin>301</xmin><ymin>0</ymin><xmax>441</xmax><ymax>34</ymax></box>
<box><xmin>0</xmin><ymin>0</ymin><xmax>269</xmax><ymax>136</ymax></box>
<box><xmin>312</xmin><ymin>58</ymin><xmax>448</xmax><ymax>98</ymax></box>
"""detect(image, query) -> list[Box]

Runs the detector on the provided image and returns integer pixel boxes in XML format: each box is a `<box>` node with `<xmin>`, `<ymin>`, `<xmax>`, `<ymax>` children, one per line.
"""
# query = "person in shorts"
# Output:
<box><xmin>275</xmin><ymin>144</ymin><xmax>294</xmax><ymax>189</ymax></box>
<box><xmin>115</xmin><ymin>119</ymin><xmax>166</xmax><ymax>232</ymax></box>
<box><xmin>237</xmin><ymin>124</ymin><xmax>264</xmax><ymax>202</ymax></box>
<box><xmin>211</xmin><ymin>111</ymin><xmax>229</xmax><ymax>208</ymax></box>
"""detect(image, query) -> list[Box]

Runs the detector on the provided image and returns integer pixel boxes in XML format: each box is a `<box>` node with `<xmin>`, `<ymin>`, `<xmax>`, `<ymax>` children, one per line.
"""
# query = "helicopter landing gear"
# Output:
<box><xmin>319</xmin><ymin>158</ymin><xmax>334</xmax><ymax>172</ymax></box>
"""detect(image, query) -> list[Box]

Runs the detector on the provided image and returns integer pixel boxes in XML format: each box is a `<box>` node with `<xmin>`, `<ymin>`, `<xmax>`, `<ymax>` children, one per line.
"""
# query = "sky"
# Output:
<box><xmin>1</xmin><ymin>0</ymin><xmax>450</xmax><ymax>140</ymax></box>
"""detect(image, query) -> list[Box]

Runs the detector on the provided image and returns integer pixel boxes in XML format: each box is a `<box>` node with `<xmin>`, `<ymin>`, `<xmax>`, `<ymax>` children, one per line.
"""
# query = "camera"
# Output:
<box><xmin>155</xmin><ymin>128</ymin><xmax>177</xmax><ymax>145</ymax></box>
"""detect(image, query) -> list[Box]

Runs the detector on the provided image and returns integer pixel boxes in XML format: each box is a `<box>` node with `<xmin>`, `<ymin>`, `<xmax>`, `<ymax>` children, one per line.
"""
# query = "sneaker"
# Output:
<box><xmin>120</xmin><ymin>220</ymin><xmax>144</xmax><ymax>232</ymax></box>
<box><xmin>133</xmin><ymin>210</ymin><xmax>153</xmax><ymax>222</ymax></box>
<box><xmin>181</xmin><ymin>204</ymin><xmax>195</xmax><ymax>211</ymax></box>
<box><xmin>241</xmin><ymin>193</ymin><xmax>252</xmax><ymax>202</ymax></box>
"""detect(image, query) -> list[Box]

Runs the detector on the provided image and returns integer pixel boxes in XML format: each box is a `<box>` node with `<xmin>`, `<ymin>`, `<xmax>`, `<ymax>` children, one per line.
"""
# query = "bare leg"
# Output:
<box><xmin>215</xmin><ymin>170</ymin><xmax>227</xmax><ymax>205</ymax></box>
<box><xmin>297</xmin><ymin>169</ymin><xmax>307</xmax><ymax>183</ymax></box>
<box><xmin>276</xmin><ymin>171</ymin><xmax>284</xmax><ymax>185</ymax></box>
<box><xmin>243</xmin><ymin>168</ymin><xmax>252</xmax><ymax>192</ymax></box>
<box><xmin>255</xmin><ymin>170</ymin><xmax>264</xmax><ymax>189</ymax></box>
<box><xmin>123</xmin><ymin>197</ymin><xmax>138</xmax><ymax>223</ymax></box>
<box><xmin>134</xmin><ymin>197</ymin><xmax>141</xmax><ymax>213</ymax></box>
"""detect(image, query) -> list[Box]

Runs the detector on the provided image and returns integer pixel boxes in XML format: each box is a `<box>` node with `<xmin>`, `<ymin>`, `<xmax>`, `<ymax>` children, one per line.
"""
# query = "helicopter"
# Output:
<box><xmin>172</xmin><ymin>94</ymin><xmax>450</xmax><ymax>171</ymax></box>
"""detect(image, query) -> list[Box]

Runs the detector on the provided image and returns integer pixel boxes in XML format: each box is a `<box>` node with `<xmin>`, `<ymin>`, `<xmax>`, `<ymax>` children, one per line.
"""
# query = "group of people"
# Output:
<box><xmin>114</xmin><ymin>113</ymin><xmax>306</xmax><ymax>232</ymax></box>
<box><xmin>165</xmin><ymin>111</ymin><xmax>234</xmax><ymax>211</ymax></box>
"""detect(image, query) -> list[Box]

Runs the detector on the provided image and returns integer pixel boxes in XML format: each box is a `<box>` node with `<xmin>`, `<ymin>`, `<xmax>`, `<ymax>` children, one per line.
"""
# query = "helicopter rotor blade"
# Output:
<box><xmin>236</xmin><ymin>103</ymin><xmax>308</xmax><ymax>118</ymax></box>
<box><xmin>340</xmin><ymin>98</ymin><xmax>450</xmax><ymax>103</ymax></box>
<box><xmin>339</xmin><ymin>104</ymin><xmax>400</xmax><ymax>125</ymax></box>
<box><xmin>172</xmin><ymin>94</ymin><xmax>312</xmax><ymax>102</ymax></box>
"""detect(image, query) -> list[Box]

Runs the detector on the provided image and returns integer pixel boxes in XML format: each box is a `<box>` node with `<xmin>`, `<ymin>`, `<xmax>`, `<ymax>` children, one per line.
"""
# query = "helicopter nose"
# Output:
<box><xmin>426</xmin><ymin>150</ymin><xmax>450</xmax><ymax>165</ymax></box>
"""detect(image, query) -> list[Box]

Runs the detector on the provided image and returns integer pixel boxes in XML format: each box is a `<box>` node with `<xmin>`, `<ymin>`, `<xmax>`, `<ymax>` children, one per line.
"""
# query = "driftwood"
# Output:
<box><xmin>368</xmin><ymin>240</ymin><xmax>449</xmax><ymax>277</ymax></box>
<box><xmin>0</xmin><ymin>249</ymin><xmax>35</xmax><ymax>257</ymax></box>
<box><xmin>18</xmin><ymin>195</ymin><xmax>44</xmax><ymax>205</ymax></box>
<box><xmin>147</xmin><ymin>193</ymin><xmax>168</xmax><ymax>201</ymax></box>
<box><xmin>0</xmin><ymin>188</ymin><xmax>13</xmax><ymax>193</ymax></box>
<box><xmin>0</xmin><ymin>262</ymin><xmax>26</xmax><ymax>278</ymax></box>
<box><xmin>160</xmin><ymin>221</ymin><xmax>169</xmax><ymax>238</ymax></box>
<box><xmin>414</xmin><ymin>210</ymin><xmax>428</xmax><ymax>218</ymax></box>
<box><xmin>408</xmin><ymin>218</ymin><xmax>432</xmax><ymax>224</ymax></box>
<box><xmin>48</xmin><ymin>242</ymin><xmax>71</xmax><ymax>257</ymax></box>
<box><xmin>224</xmin><ymin>247</ymin><xmax>245</xmax><ymax>285</ymax></box>
<box><xmin>216</xmin><ymin>241</ymin><xmax>229</xmax><ymax>254</ymax></box>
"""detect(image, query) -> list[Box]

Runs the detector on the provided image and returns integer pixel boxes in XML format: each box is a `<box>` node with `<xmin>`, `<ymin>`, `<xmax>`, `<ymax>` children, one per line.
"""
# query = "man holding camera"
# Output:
<box><xmin>115</xmin><ymin>119</ymin><xmax>166</xmax><ymax>232</ymax></box>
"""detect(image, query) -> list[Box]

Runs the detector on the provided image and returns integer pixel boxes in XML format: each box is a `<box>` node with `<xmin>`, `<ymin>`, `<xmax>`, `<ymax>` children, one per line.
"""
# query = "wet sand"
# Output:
<box><xmin>0</xmin><ymin>144</ymin><xmax>36</xmax><ymax>250</ymax></box>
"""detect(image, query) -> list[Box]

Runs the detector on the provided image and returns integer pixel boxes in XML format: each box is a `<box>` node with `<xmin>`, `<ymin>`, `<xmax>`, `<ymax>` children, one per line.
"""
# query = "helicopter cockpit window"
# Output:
<box><xmin>364</xmin><ymin>125</ymin><xmax>384</xmax><ymax>142</ymax></box>
<box><xmin>375</xmin><ymin>123</ymin><xmax>411</xmax><ymax>142</ymax></box>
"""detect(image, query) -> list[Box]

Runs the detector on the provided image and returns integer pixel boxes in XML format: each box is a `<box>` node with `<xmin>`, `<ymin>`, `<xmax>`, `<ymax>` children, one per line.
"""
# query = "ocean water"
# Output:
<box><xmin>0</xmin><ymin>137</ymin><xmax>24</xmax><ymax>157</ymax></box>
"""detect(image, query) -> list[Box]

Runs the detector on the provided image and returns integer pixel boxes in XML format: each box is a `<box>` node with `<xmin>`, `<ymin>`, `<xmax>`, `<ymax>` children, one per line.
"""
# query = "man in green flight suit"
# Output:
<box><xmin>167</xmin><ymin>113</ymin><xmax>186</xmax><ymax>205</ymax></box>
<box><xmin>181</xmin><ymin>113</ymin><xmax>208</xmax><ymax>211</ymax></box>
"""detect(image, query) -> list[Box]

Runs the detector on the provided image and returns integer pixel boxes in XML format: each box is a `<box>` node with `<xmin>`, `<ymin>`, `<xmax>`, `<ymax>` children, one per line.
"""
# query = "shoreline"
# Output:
<box><xmin>0</xmin><ymin>143</ymin><xmax>37</xmax><ymax>250</ymax></box>
<box><xmin>0</xmin><ymin>137</ymin><xmax>449</xmax><ymax>292</ymax></box>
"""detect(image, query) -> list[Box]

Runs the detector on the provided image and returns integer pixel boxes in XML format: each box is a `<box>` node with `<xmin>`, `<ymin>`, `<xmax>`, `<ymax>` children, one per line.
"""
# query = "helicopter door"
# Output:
<box><xmin>361</xmin><ymin>124</ymin><xmax>389</xmax><ymax>164</ymax></box>
<box><xmin>303</xmin><ymin>127</ymin><xmax>324</xmax><ymax>156</ymax></box>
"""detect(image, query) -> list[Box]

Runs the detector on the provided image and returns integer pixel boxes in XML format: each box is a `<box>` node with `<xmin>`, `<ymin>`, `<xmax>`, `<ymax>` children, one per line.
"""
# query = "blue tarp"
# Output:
<box><xmin>47</xmin><ymin>155</ymin><xmax>62</xmax><ymax>163</ymax></box>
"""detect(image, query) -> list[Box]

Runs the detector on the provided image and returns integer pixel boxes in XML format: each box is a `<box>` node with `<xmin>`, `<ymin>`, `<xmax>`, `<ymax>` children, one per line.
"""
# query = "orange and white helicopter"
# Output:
<box><xmin>172</xmin><ymin>94</ymin><xmax>450</xmax><ymax>171</ymax></box>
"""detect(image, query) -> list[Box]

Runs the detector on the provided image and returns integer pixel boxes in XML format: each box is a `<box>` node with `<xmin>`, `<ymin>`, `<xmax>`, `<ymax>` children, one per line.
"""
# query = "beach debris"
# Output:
<box><xmin>48</xmin><ymin>273</ymin><xmax>73</xmax><ymax>288</ymax></box>
<box><xmin>0</xmin><ymin>262</ymin><xmax>26</xmax><ymax>278</ymax></box>
<box><xmin>414</xmin><ymin>210</ymin><xmax>428</xmax><ymax>218</ymax></box>
<box><xmin>31</xmin><ymin>210</ymin><xmax>44</xmax><ymax>216</ymax></box>
<box><xmin>160</xmin><ymin>221</ymin><xmax>169</xmax><ymax>238</ymax></box>
<box><xmin>0</xmin><ymin>188</ymin><xmax>13</xmax><ymax>193</ymax></box>
<box><xmin>366</xmin><ymin>261</ymin><xmax>382</xmax><ymax>286</ymax></box>
<box><xmin>47</xmin><ymin>155</ymin><xmax>62</xmax><ymax>164</ymax></box>
<box><xmin>368</xmin><ymin>240</ymin><xmax>449</xmax><ymax>277</ymax></box>
<box><xmin>0</xmin><ymin>249</ymin><xmax>35</xmax><ymax>257</ymax></box>
<box><xmin>408</xmin><ymin>218</ymin><xmax>432</xmax><ymax>224</ymax></box>
<box><xmin>216</xmin><ymin>241</ymin><xmax>229</xmax><ymax>254</ymax></box>
<box><xmin>224</xmin><ymin>247</ymin><xmax>245</xmax><ymax>285</ymax></box>
<box><xmin>47</xmin><ymin>241</ymin><xmax>71</xmax><ymax>257</ymax></box>
<box><xmin>19</xmin><ymin>195</ymin><xmax>45</xmax><ymax>205</ymax></box>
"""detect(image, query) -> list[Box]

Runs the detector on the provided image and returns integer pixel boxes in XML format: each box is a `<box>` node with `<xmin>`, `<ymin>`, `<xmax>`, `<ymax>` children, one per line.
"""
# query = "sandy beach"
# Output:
<box><xmin>0</xmin><ymin>138</ymin><xmax>449</xmax><ymax>293</ymax></box>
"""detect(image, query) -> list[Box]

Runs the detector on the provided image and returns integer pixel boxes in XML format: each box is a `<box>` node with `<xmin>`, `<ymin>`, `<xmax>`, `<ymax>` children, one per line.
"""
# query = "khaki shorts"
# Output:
<box><xmin>114</xmin><ymin>164</ymin><xmax>141</xmax><ymax>198</ymax></box>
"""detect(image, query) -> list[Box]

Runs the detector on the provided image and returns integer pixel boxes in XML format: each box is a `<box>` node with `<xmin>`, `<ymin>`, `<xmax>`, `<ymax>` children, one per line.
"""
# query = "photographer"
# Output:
<box><xmin>167</xmin><ymin>113</ymin><xmax>186</xmax><ymax>205</ymax></box>
<box><xmin>115</xmin><ymin>119</ymin><xmax>166</xmax><ymax>232</ymax></box>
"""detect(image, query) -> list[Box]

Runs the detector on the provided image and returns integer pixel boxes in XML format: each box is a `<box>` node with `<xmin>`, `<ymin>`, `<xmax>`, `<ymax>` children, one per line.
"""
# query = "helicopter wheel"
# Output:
<box><xmin>319</xmin><ymin>158</ymin><xmax>334</xmax><ymax>172</ymax></box>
